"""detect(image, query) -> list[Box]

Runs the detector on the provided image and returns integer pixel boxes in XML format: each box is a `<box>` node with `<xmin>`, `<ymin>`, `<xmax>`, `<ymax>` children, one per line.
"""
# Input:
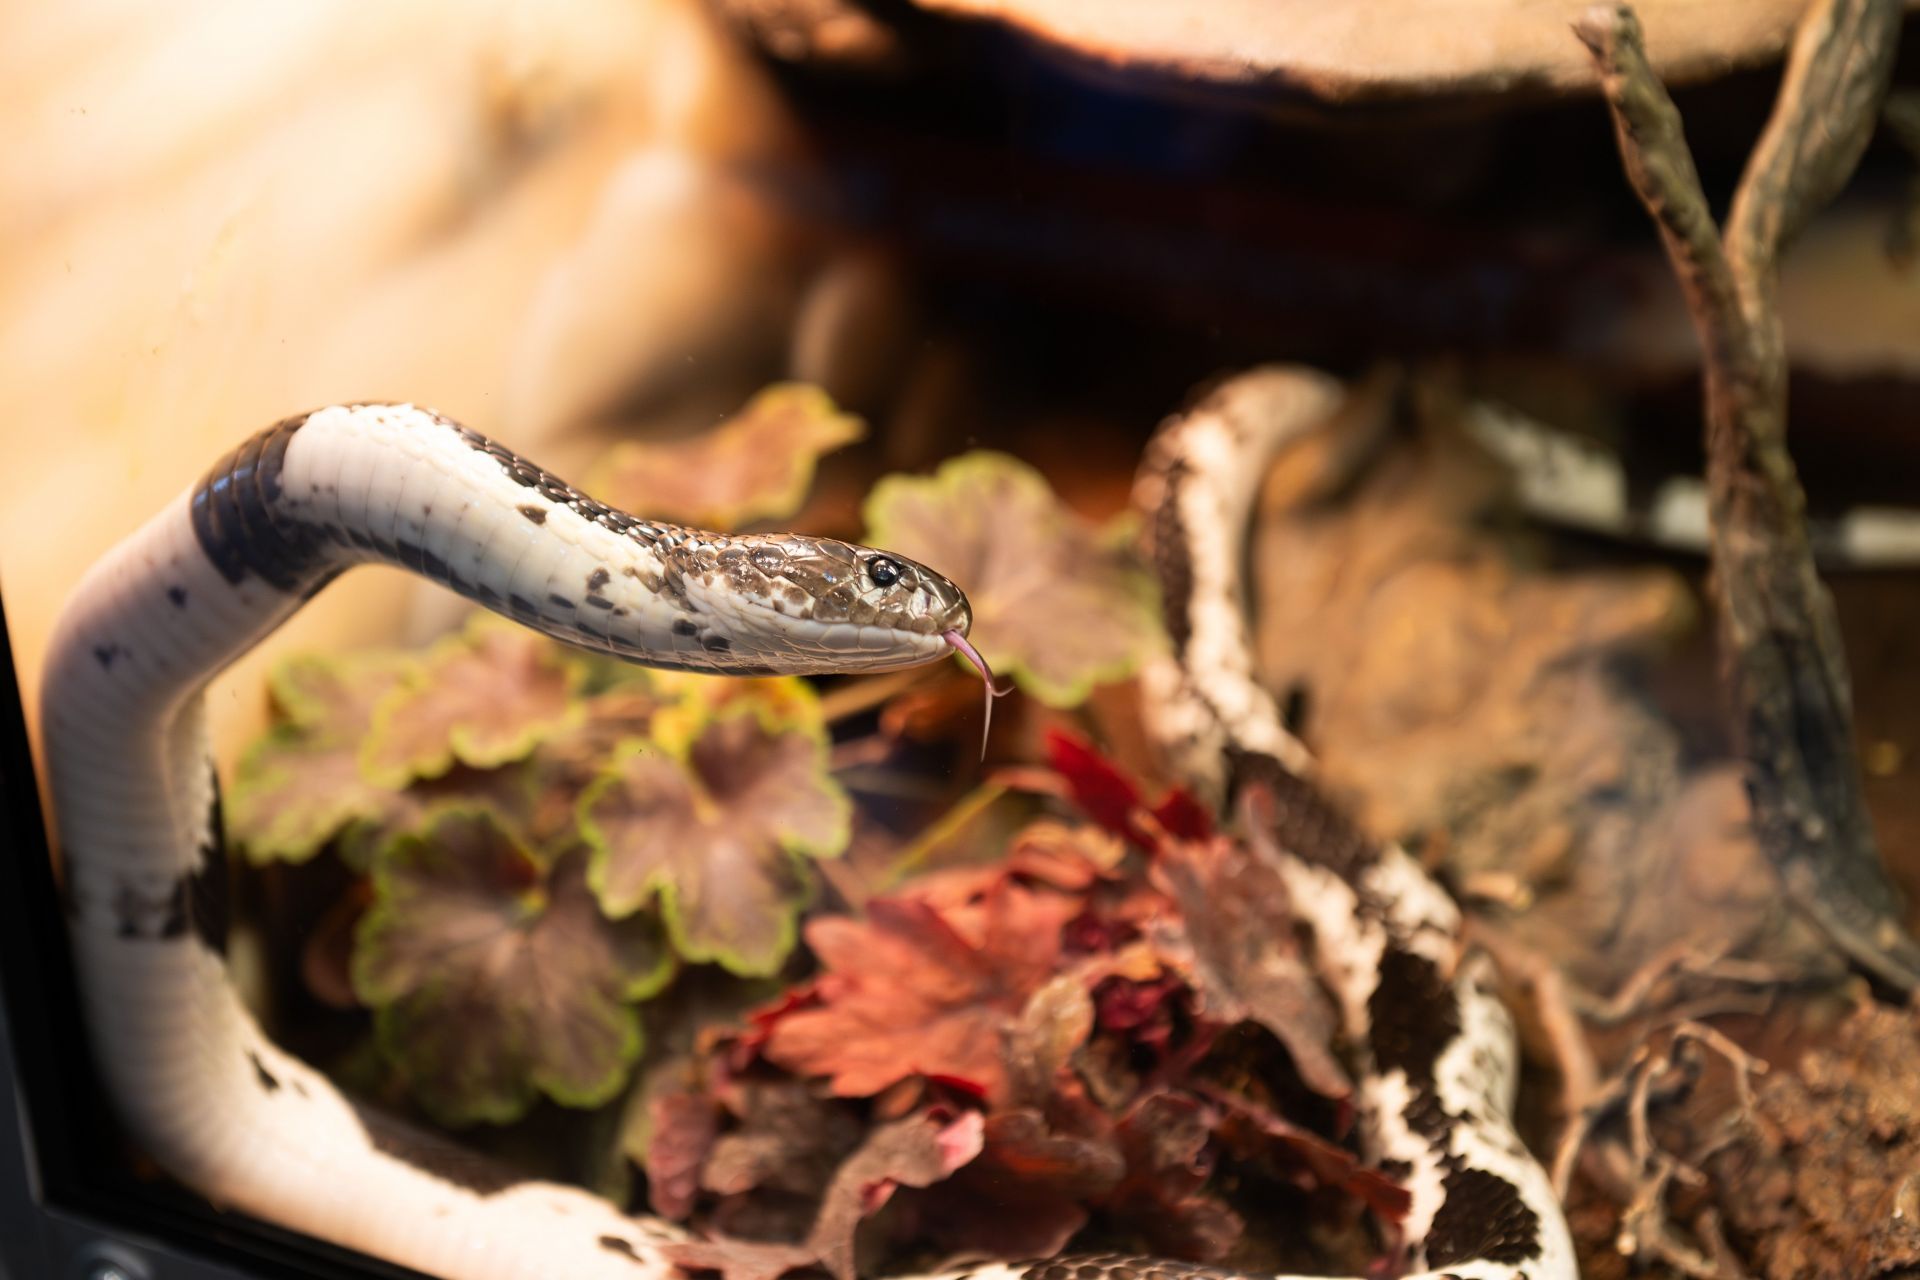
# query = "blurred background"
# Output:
<box><xmin>10</xmin><ymin>5</ymin><xmax>1920</xmax><ymax>1278</ymax></box>
<box><xmin>7</xmin><ymin>0</ymin><xmax>1920</xmax><ymax>769</ymax></box>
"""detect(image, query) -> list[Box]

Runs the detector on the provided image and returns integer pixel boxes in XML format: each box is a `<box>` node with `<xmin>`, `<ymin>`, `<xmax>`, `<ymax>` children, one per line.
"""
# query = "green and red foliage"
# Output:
<box><xmin>637</xmin><ymin>734</ymin><xmax>1410</xmax><ymax>1280</ymax></box>
<box><xmin>225</xmin><ymin>393</ymin><xmax>1406</xmax><ymax>1274</ymax></box>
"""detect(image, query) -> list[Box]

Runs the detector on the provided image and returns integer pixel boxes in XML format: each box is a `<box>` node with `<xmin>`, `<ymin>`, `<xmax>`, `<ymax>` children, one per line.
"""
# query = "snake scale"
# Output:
<box><xmin>40</xmin><ymin>387</ymin><xmax>1571</xmax><ymax>1280</ymax></box>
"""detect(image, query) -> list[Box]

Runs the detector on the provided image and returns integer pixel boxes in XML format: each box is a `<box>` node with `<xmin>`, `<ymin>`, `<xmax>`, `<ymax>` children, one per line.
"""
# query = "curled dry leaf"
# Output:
<box><xmin>1005</xmin><ymin>972</ymin><xmax>1097</xmax><ymax>1106</ymax></box>
<box><xmin>1151</xmin><ymin>836</ymin><xmax>1349</xmax><ymax>1102</ymax></box>
<box><xmin>808</xmin><ymin>1108</ymin><xmax>985</xmax><ymax>1280</ymax></box>
<box><xmin>351</xmin><ymin>808</ymin><xmax>675</xmax><ymax>1126</ymax></box>
<box><xmin>590</xmin><ymin>384</ymin><xmax>865</xmax><ymax>531</ymax></box>
<box><xmin>864</xmin><ymin>452</ymin><xmax>1164</xmax><ymax>707</ymax></box>
<box><xmin>618</xmin><ymin>969</ymin><xmax>813</xmax><ymax>1216</ymax></box>
<box><xmin>643</xmin><ymin>1086</ymin><xmax>722</xmax><ymax>1221</ymax></box>
<box><xmin>579</xmin><ymin>699</ymin><xmax>851</xmax><ymax>976</ymax></box>
<box><xmin>762</xmin><ymin>884</ymin><xmax>1083</xmax><ymax>1106</ymax></box>
<box><xmin>667</xmin><ymin>1108</ymin><xmax>985</xmax><ymax>1280</ymax></box>
<box><xmin>229</xmin><ymin>651</ymin><xmax>416</xmax><ymax>865</ymax></box>
<box><xmin>700</xmin><ymin>1078</ymin><xmax>867</xmax><ymax>1201</ymax></box>
<box><xmin>1107</xmin><ymin>1090</ymin><xmax>1244</xmax><ymax>1262</ymax></box>
<box><xmin>911</xmin><ymin>1108</ymin><xmax>1126</xmax><ymax>1259</ymax></box>
<box><xmin>662</xmin><ymin>739</ymin><xmax>1410</xmax><ymax>1275</ymax></box>
<box><xmin>360</xmin><ymin>617</ymin><xmax>585</xmax><ymax>788</ymax></box>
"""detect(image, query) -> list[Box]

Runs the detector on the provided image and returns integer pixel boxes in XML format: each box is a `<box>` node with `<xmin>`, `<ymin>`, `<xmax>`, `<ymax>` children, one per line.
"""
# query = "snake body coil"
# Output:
<box><xmin>1132</xmin><ymin>369</ymin><xmax>1573</xmax><ymax>1279</ymax></box>
<box><xmin>41</xmin><ymin>394</ymin><xmax>1571</xmax><ymax>1280</ymax></box>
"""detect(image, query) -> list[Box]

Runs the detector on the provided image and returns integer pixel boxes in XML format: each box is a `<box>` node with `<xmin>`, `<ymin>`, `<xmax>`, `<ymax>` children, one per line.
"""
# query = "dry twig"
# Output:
<box><xmin>1575</xmin><ymin>0</ymin><xmax>1920</xmax><ymax>991</ymax></box>
<box><xmin>1468</xmin><ymin>925</ymin><xmax>1792</xmax><ymax>1206</ymax></box>
<box><xmin>1560</xmin><ymin>1021</ymin><xmax>1768</xmax><ymax>1277</ymax></box>
<box><xmin>1573</xmin><ymin>941</ymin><xmax>1801</xmax><ymax>1027</ymax></box>
<box><xmin>1694</xmin><ymin>1207</ymin><xmax>1752</xmax><ymax>1280</ymax></box>
<box><xmin>1618</xmin><ymin>1156</ymin><xmax>1725</xmax><ymax>1279</ymax></box>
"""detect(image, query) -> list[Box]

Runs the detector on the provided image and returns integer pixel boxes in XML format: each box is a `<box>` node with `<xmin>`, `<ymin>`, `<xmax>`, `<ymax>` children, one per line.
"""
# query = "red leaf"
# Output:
<box><xmin>923</xmin><ymin>1074</ymin><xmax>992</xmax><ymax>1105</ymax></box>
<box><xmin>905</xmin><ymin>819</ymin><xmax>1124</xmax><ymax>913</ymax></box>
<box><xmin>1046</xmin><ymin>731</ymin><xmax>1143</xmax><ymax>837</ymax></box>
<box><xmin>720</xmin><ymin>987</ymin><xmax>820</xmax><ymax>1073</ymax></box>
<box><xmin>1151</xmin><ymin>788</ymin><xmax>1214</xmax><ymax>843</ymax></box>
<box><xmin>763</xmin><ymin>885</ymin><xmax>1081</xmax><ymax>1106</ymax></box>
<box><xmin>1045</xmin><ymin>730</ymin><xmax>1213</xmax><ymax>848</ymax></box>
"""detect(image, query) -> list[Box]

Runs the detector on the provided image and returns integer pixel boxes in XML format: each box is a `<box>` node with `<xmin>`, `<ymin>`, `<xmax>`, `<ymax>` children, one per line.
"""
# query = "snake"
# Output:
<box><xmin>39</xmin><ymin>390</ymin><xmax>1573</xmax><ymax>1280</ymax></box>
<box><xmin>1128</xmin><ymin>368</ymin><xmax>1574</xmax><ymax>1280</ymax></box>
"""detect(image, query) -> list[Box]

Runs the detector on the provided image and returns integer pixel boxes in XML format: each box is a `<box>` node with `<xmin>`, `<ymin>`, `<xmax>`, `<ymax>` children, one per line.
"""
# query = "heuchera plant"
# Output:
<box><xmin>232</xmin><ymin>615</ymin><xmax>850</xmax><ymax>1124</ymax></box>
<box><xmin>227</xmin><ymin>386</ymin><xmax>1398</xmax><ymax>1273</ymax></box>
<box><xmin>589</xmin><ymin>383</ymin><xmax>866</xmax><ymax>530</ymax></box>
<box><xmin>864</xmin><ymin>452</ymin><xmax>1164</xmax><ymax>706</ymax></box>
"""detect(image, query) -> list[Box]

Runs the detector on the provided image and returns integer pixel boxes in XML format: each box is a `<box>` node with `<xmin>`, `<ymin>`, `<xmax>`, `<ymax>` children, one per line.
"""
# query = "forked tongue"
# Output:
<box><xmin>943</xmin><ymin>630</ymin><xmax>1010</xmax><ymax>760</ymax></box>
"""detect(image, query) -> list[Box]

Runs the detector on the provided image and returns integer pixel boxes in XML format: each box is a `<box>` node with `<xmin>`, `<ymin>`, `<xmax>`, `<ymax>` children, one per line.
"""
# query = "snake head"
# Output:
<box><xmin>678</xmin><ymin>534</ymin><xmax>970</xmax><ymax>673</ymax></box>
<box><xmin>856</xmin><ymin>548</ymin><xmax>972</xmax><ymax>638</ymax></box>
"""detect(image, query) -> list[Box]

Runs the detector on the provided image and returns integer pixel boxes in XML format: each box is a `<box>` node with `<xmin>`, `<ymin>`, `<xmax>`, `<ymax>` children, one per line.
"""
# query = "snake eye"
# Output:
<box><xmin>865</xmin><ymin>556</ymin><xmax>903</xmax><ymax>588</ymax></box>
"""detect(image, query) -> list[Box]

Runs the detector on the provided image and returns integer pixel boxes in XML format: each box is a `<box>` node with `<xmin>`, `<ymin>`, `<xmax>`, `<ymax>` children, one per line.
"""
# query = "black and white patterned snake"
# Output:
<box><xmin>39</xmin><ymin>387</ymin><xmax>1573</xmax><ymax>1279</ymax></box>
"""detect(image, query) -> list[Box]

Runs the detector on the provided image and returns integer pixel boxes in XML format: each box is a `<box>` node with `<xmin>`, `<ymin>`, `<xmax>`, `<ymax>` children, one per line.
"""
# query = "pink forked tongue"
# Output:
<box><xmin>943</xmin><ymin>630</ymin><xmax>1010</xmax><ymax>760</ymax></box>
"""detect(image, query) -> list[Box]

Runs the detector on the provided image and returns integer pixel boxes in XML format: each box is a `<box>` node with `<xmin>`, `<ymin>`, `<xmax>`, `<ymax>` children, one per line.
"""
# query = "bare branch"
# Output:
<box><xmin>1726</xmin><ymin>0</ymin><xmax>1903</xmax><ymax>279</ymax></box>
<box><xmin>1572</xmin><ymin>7</ymin><xmax>1747</xmax><ymax>376</ymax></box>
<box><xmin>1576</xmin><ymin>1</ymin><xmax>1920</xmax><ymax>992</ymax></box>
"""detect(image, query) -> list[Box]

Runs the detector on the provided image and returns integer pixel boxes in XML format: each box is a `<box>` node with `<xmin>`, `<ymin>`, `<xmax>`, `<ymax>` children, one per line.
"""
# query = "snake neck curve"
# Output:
<box><xmin>38</xmin><ymin>403</ymin><xmax>965</xmax><ymax>1279</ymax></box>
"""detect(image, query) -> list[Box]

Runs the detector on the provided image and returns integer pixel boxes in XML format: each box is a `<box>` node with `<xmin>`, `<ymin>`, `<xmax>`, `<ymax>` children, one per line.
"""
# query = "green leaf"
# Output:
<box><xmin>863</xmin><ymin>451</ymin><xmax>1164</xmax><ymax>707</ymax></box>
<box><xmin>589</xmin><ymin>384</ymin><xmax>865</xmax><ymax>531</ymax></box>
<box><xmin>360</xmin><ymin>616</ymin><xmax>585</xmax><ymax>789</ymax></box>
<box><xmin>229</xmin><ymin>651</ymin><xmax>417</xmax><ymax>865</ymax></box>
<box><xmin>352</xmin><ymin>808</ymin><xmax>674</xmax><ymax>1127</ymax></box>
<box><xmin>579</xmin><ymin>698</ymin><xmax>850</xmax><ymax>977</ymax></box>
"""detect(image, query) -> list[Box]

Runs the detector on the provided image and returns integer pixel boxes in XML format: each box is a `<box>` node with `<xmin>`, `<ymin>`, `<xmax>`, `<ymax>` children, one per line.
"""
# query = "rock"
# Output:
<box><xmin>724</xmin><ymin>0</ymin><xmax>1920</xmax><ymax>106</ymax></box>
